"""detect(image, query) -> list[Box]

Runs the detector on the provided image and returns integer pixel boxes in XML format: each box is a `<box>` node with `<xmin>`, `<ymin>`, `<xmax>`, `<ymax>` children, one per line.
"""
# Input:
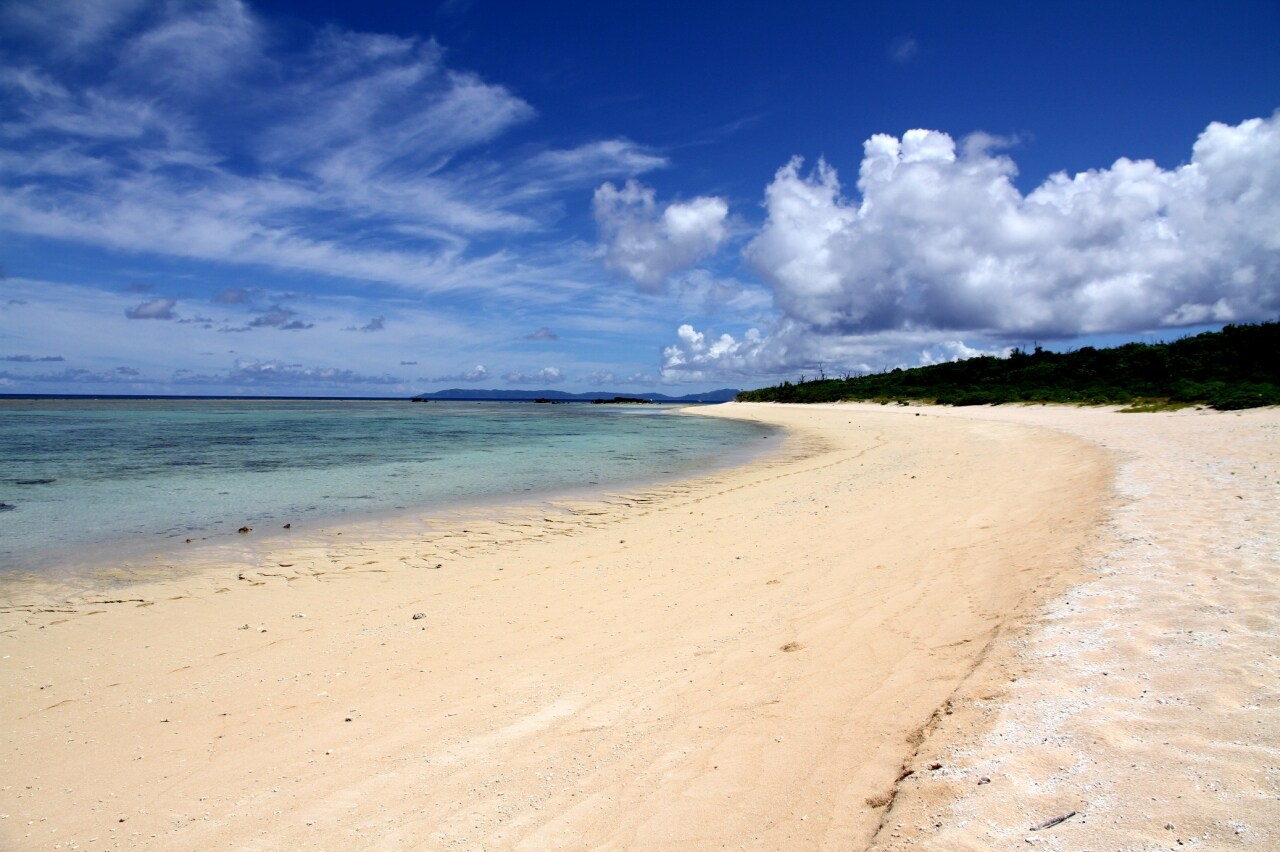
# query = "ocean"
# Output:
<box><xmin>0</xmin><ymin>398</ymin><xmax>774</xmax><ymax>578</ymax></box>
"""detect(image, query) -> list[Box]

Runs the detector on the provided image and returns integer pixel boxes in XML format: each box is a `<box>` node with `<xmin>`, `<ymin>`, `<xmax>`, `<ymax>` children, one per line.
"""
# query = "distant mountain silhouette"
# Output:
<box><xmin>412</xmin><ymin>388</ymin><xmax>740</xmax><ymax>403</ymax></box>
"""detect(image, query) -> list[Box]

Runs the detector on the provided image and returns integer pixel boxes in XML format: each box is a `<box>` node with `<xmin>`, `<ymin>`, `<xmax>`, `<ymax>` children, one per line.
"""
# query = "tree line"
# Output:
<box><xmin>736</xmin><ymin>322</ymin><xmax>1280</xmax><ymax>410</ymax></box>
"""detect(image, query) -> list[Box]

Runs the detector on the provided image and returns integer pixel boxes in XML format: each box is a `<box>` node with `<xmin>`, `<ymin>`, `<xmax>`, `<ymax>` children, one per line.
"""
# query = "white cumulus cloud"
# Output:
<box><xmin>594</xmin><ymin>180</ymin><xmax>729</xmax><ymax>291</ymax></box>
<box><xmin>747</xmin><ymin>115</ymin><xmax>1280</xmax><ymax>338</ymax></box>
<box><xmin>919</xmin><ymin>340</ymin><xmax>1012</xmax><ymax>366</ymax></box>
<box><xmin>661</xmin><ymin>321</ymin><xmax>1018</xmax><ymax>383</ymax></box>
<box><xmin>666</xmin><ymin>114</ymin><xmax>1280</xmax><ymax>380</ymax></box>
<box><xmin>433</xmin><ymin>364</ymin><xmax>489</xmax><ymax>383</ymax></box>
<box><xmin>661</xmin><ymin>323</ymin><xmax>773</xmax><ymax>383</ymax></box>
<box><xmin>125</xmin><ymin>297</ymin><xmax>178</xmax><ymax>319</ymax></box>
<box><xmin>503</xmin><ymin>366</ymin><xmax>563</xmax><ymax>384</ymax></box>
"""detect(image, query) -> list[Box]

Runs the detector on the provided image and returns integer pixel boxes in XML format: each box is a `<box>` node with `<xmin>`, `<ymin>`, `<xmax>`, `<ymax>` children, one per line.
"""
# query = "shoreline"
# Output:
<box><xmin>0</xmin><ymin>404</ymin><xmax>780</xmax><ymax>598</ymax></box>
<box><xmin>2</xmin><ymin>403</ymin><xmax>1274</xmax><ymax>849</ymax></box>
<box><xmin>860</xmin><ymin>403</ymin><xmax>1280</xmax><ymax>849</ymax></box>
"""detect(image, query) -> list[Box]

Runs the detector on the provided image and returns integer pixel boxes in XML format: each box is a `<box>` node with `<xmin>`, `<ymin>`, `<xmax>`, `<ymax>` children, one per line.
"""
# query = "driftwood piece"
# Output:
<box><xmin>1029</xmin><ymin>811</ymin><xmax>1078</xmax><ymax>831</ymax></box>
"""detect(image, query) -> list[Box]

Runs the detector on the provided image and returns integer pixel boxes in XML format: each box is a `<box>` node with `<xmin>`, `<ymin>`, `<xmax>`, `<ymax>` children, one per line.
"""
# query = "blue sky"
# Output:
<box><xmin>1</xmin><ymin>0</ymin><xmax>1277</xmax><ymax>396</ymax></box>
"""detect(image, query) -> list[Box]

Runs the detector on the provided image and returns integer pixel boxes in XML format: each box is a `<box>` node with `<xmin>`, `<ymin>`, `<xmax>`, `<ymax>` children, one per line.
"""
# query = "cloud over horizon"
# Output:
<box><xmin>663</xmin><ymin>114</ymin><xmax>1280</xmax><ymax>379</ymax></box>
<box><xmin>503</xmin><ymin>367</ymin><xmax>563</xmax><ymax>385</ymax></box>
<box><xmin>432</xmin><ymin>364</ymin><xmax>490</xmax><ymax>383</ymax></box>
<box><xmin>3</xmin><ymin>354</ymin><xmax>66</xmax><ymax>362</ymax></box>
<box><xmin>214</xmin><ymin>359</ymin><xmax>400</xmax><ymax>386</ymax></box>
<box><xmin>2</xmin><ymin>2</ymin><xmax>1275</xmax><ymax>395</ymax></box>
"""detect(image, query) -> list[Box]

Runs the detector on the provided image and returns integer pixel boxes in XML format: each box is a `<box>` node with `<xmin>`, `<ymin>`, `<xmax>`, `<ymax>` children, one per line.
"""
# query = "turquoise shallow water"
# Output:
<box><xmin>0</xmin><ymin>399</ymin><xmax>772</xmax><ymax>576</ymax></box>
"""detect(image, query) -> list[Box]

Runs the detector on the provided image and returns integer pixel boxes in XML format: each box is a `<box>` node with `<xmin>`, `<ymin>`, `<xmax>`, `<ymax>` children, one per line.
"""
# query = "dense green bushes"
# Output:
<box><xmin>736</xmin><ymin>322</ymin><xmax>1280</xmax><ymax>410</ymax></box>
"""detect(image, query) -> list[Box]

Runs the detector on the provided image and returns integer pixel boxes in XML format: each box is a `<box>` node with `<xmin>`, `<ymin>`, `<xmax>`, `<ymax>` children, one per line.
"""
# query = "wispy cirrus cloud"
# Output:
<box><xmin>888</xmin><ymin>36</ymin><xmax>920</xmax><ymax>63</ymax></box>
<box><xmin>0</xmin><ymin>0</ymin><xmax>663</xmax><ymax>297</ymax></box>
<box><xmin>1</xmin><ymin>0</ymin><xmax>151</xmax><ymax>53</ymax></box>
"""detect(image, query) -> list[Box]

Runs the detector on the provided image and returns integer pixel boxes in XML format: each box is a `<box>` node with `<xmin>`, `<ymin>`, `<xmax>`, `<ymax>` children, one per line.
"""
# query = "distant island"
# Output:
<box><xmin>412</xmin><ymin>388</ymin><xmax>740</xmax><ymax>403</ymax></box>
<box><xmin>529</xmin><ymin>396</ymin><xmax>652</xmax><ymax>404</ymax></box>
<box><xmin>737</xmin><ymin>322</ymin><xmax>1280</xmax><ymax>410</ymax></box>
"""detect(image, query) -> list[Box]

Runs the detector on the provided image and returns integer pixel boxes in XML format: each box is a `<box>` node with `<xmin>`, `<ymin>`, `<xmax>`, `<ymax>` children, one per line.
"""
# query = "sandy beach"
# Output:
<box><xmin>2</xmin><ymin>403</ymin><xmax>1276</xmax><ymax>850</ymax></box>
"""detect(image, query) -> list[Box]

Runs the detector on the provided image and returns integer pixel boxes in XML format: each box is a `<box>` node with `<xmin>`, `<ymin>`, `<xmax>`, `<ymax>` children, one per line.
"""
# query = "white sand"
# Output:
<box><xmin>1</xmin><ymin>403</ymin><xmax>1275</xmax><ymax>850</ymax></box>
<box><xmin>861</xmin><ymin>404</ymin><xmax>1280</xmax><ymax>850</ymax></box>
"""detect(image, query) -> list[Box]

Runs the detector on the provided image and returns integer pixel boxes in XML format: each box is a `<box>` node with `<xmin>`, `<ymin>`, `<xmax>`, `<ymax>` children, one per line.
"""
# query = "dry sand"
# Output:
<box><xmin>0</xmin><ymin>403</ymin><xmax>1275</xmax><ymax>850</ymax></box>
<box><xmin>863</xmin><ymin>404</ymin><xmax>1280</xmax><ymax>850</ymax></box>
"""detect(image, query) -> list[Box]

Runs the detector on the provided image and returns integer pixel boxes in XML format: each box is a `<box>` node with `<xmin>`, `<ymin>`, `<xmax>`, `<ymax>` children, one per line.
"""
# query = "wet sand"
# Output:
<box><xmin>1</xmin><ymin>403</ymin><xmax>1274</xmax><ymax>850</ymax></box>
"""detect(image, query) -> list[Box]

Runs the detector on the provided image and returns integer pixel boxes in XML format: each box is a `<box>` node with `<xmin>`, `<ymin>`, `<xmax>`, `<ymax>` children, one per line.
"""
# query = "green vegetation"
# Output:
<box><xmin>736</xmin><ymin>322</ymin><xmax>1280</xmax><ymax>410</ymax></box>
